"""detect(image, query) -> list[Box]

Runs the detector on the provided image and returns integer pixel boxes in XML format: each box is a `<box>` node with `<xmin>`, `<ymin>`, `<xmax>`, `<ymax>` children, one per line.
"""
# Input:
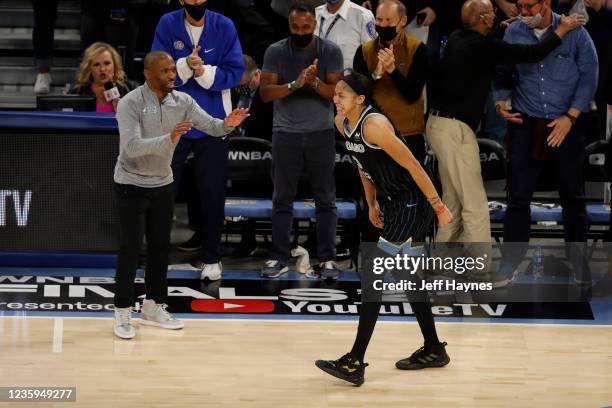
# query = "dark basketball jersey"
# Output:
<box><xmin>343</xmin><ymin>105</ymin><xmax>416</xmax><ymax>198</ymax></box>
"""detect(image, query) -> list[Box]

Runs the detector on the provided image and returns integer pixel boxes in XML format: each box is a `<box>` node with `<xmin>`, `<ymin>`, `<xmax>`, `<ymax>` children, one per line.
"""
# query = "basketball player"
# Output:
<box><xmin>315</xmin><ymin>71</ymin><xmax>453</xmax><ymax>385</ymax></box>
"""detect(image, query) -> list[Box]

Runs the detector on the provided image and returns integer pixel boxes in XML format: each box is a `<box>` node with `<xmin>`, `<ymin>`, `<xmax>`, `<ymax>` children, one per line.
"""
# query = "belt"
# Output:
<box><xmin>429</xmin><ymin>109</ymin><xmax>456</xmax><ymax>120</ymax></box>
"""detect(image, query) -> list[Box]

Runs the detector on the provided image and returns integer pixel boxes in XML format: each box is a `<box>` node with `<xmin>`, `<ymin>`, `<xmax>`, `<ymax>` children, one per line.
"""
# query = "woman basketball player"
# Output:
<box><xmin>315</xmin><ymin>71</ymin><xmax>453</xmax><ymax>386</ymax></box>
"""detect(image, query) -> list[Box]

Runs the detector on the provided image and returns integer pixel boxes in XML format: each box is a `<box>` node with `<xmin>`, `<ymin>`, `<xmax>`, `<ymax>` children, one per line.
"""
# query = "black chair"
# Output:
<box><xmin>227</xmin><ymin>136</ymin><xmax>273</xmax><ymax>197</ymax></box>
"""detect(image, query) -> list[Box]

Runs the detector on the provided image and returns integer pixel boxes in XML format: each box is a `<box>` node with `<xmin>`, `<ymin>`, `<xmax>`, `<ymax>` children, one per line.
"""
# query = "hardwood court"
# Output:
<box><xmin>1</xmin><ymin>316</ymin><xmax>611</xmax><ymax>408</ymax></box>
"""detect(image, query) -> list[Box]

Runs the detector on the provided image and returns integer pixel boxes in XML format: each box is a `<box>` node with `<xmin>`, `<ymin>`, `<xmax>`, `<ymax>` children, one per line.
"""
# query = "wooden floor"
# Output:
<box><xmin>1</xmin><ymin>316</ymin><xmax>611</xmax><ymax>408</ymax></box>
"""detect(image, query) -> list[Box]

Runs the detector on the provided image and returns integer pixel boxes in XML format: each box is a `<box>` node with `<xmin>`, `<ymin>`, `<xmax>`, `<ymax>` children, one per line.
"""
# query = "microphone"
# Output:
<box><xmin>103</xmin><ymin>81</ymin><xmax>121</xmax><ymax>102</ymax></box>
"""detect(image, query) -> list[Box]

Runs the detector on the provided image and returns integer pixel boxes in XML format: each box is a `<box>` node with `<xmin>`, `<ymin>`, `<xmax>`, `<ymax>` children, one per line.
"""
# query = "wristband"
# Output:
<box><xmin>288</xmin><ymin>81</ymin><xmax>299</xmax><ymax>92</ymax></box>
<box><xmin>564</xmin><ymin>112</ymin><xmax>577</xmax><ymax>125</ymax></box>
<box><xmin>434</xmin><ymin>203</ymin><xmax>448</xmax><ymax>215</ymax></box>
<box><xmin>371</xmin><ymin>71</ymin><xmax>383</xmax><ymax>81</ymax></box>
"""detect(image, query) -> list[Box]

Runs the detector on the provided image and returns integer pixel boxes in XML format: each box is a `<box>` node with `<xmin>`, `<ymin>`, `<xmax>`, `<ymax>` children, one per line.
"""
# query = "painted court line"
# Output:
<box><xmin>52</xmin><ymin>317</ymin><xmax>63</xmax><ymax>353</ymax></box>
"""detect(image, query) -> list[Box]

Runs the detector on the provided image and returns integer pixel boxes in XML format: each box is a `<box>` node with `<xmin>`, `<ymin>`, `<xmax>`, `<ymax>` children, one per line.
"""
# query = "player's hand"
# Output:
<box><xmin>171</xmin><ymin>120</ymin><xmax>193</xmax><ymax>144</ymax></box>
<box><xmin>434</xmin><ymin>202</ymin><xmax>453</xmax><ymax>227</ymax></box>
<box><xmin>224</xmin><ymin>108</ymin><xmax>250</xmax><ymax>128</ymax></box>
<box><xmin>305</xmin><ymin>58</ymin><xmax>319</xmax><ymax>87</ymax></box>
<box><xmin>378</xmin><ymin>45</ymin><xmax>396</xmax><ymax>74</ymax></box>
<box><xmin>497</xmin><ymin>0</ymin><xmax>518</xmax><ymax>18</ymax></box>
<box><xmin>495</xmin><ymin>100</ymin><xmax>523</xmax><ymax>124</ymax></box>
<box><xmin>187</xmin><ymin>46</ymin><xmax>203</xmax><ymax>70</ymax></box>
<box><xmin>558</xmin><ymin>14</ymin><xmax>586</xmax><ymax>36</ymax></box>
<box><xmin>546</xmin><ymin>115</ymin><xmax>572</xmax><ymax>147</ymax></box>
<box><xmin>368</xmin><ymin>202</ymin><xmax>384</xmax><ymax>229</ymax></box>
<box><xmin>417</xmin><ymin>7</ymin><xmax>436</xmax><ymax>26</ymax></box>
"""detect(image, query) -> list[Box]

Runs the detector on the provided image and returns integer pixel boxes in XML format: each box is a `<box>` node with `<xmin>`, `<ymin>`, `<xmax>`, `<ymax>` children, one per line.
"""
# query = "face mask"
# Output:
<box><xmin>184</xmin><ymin>2</ymin><xmax>206</xmax><ymax>21</ymax></box>
<box><xmin>519</xmin><ymin>12</ymin><xmax>543</xmax><ymax>29</ymax></box>
<box><xmin>291</xmin><ymin>33</ymin><xmax>313</xmax><ymax>48</ymax></box>
<box><xmin>375</xmin><ymin>24</ymin><xmax>398</xmax><ymax>43</ymax></box>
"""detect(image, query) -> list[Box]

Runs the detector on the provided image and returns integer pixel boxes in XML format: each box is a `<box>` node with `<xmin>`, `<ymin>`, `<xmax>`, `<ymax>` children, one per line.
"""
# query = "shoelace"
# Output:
<box><xmin>118</xmin><ymin>308</ymin><xmax>132</xmax><ymax>326</ymax></box>
<box><xmin>155</xmin><ymin>304</ymin><xmax>174</xmax><ymax>321</ymax></box>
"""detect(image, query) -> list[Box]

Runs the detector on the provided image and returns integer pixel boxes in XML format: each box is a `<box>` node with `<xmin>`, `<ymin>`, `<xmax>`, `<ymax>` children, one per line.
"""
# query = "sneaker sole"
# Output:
<box><xmin>200</xmin><ymin>273</ymin><xmax>222</xmax><ymax>281</ymax></box>
<box><xmin>177</xmin><ymin>246</ymin><xmax>202</xmax><ymax>252</ymax></box>
<box><xmin>261</xmin><ymin>266</ymin><xmax>289</xmax><ymax>279</ymax></box>
<box><xmin>114</xmin><ymin>328</ymin><xmax>135</xmax><ymax>339</ymax></box>
<box><xmin>139</xmin><ymin>318</ymin><xmax>184</xmax><ymax>330</ymax></box>
<box><xmin>395</xmin><ymin>356</ymin><xmax>450</xmax><ymax>370</ymax></box>
<box><xmin>315</xmin><ymin>360</ymin><xmax>364</xmax><ymax>386</ymax></box>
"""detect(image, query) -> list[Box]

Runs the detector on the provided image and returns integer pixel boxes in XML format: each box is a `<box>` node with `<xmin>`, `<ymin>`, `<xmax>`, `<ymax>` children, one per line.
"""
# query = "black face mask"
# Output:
<box><xmin>184</xmin><ymin>2</ymin><xmax>206</xmax><ymax>21</ymax></box>
<box><xmin>375</xmin><ymin>25</ymin><xmax>398</xmax><ymax>43</ymax></box>
<box><xmin>290</xmin><ymin>33</ymin><xmax>313</xmax><ymax>48</ymax></box>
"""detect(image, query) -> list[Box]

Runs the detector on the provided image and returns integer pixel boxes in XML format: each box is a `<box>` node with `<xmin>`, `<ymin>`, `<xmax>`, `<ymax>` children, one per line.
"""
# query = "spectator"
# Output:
<box><xmin>427</xmin><ymin>0</ymin><xmax>584</xmax><ymax>285</ymax></box>
<box><xmin>556</xmin><ymin>0</ymin><xmax>612</xmax><ymax>142</ymax></box>
<box><xmin>151</xmin><ymin>0</ymin><xmax>245</xmax><ymax>281</ymax></box>
<box><xmin>259</xmin><ymin>3</ymin><xmax>343</xmax><ymax>279</ymax></box>
<box><xmin>80</xmin><ymin>1</ymin><xmax>139</xmax><ymax>78</ymax></box>
<box><xmin>32</xmin><ymin>0</ymin><xmax>58</xmax><ymax>94</ymax></box>
<box><xmin>112</xmin><ymin>51</ymin><xmax>248</xmax><ymax>339</ymax></box>
<box><xmin>353</xmin><ymin>0</ymin><xmax>428</xmax><ymax>163</ymax></box>
<box><xmin>267</xmin><ymin>0</ymin><xmax>326</xmax><ymax>39</ymax></box>
<box><xmin>315</xmin><ymin>0</ymin><xmax>376</xmax><ymax>71</ymax></box>
<box><xmin>178</xmin><ymin>54</ymin><xmax>272</xmax><ymax>255</ymax></box>
<box><xmin>494</xmin><ymin>0</ymin><xmax>598</xmax><ymax>283</ymax></box>
<box><xmin>68</xmin><ymin>42</ymin><xmax>137</xmax><ymax>113</ymax></box>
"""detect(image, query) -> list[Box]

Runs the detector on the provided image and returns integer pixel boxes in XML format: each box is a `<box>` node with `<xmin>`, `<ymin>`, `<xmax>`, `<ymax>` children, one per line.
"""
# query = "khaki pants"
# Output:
<box><xmin>425</xmin><ymin>115</ymin><xmax>491</xmax><ymax>244</ymax></box>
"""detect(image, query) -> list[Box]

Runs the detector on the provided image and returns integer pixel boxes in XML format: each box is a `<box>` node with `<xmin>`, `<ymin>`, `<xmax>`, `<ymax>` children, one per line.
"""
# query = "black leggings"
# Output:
<box><xmin>350</xmin><ymin>194</ymin><xmax>440</xmax><ymax>361</ymax></box>
<box><xmin>113</xmin><ymin>183</ymin><xmax>174</xmax><ymax>308</ymax></box>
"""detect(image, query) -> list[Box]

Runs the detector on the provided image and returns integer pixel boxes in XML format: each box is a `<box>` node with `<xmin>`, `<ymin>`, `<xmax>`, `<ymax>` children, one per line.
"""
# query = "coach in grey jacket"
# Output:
<box><xmin>112</xmin><ymin>51</ymin><xmax>248</xmax><ymax>340</ymax></box>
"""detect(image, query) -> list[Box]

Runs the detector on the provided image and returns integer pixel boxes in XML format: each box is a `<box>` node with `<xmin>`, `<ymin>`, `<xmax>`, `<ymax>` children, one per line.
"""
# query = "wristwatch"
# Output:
<box><xmin>288</xmin><ymin>81</ymin><xmax>298</xmax><ymax>92</ymax></box>
<box><xmin>564</xmin><ymin>112</ymin><xmax>577</xmax><ymax>125</ymax></box>
<box><xmin>313</xmin><ymin>77</ymin><xmax>321</xmax><ymax>90</ymax></box>
<box><xmin>371</xmin><ymin>71</ymin><xmax>383</xmax><ymax>81</ymax></box>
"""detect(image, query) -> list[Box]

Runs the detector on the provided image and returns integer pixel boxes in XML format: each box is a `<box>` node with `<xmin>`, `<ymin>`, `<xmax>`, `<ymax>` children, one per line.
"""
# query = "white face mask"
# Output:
<box><xmin>519</xmin><ymin>12</ymin><xmax>543</xmax><ymax>29</ymax></box>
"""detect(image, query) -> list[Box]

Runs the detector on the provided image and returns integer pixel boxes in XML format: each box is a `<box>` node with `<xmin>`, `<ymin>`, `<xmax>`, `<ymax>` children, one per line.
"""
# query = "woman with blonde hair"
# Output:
<box><xmin>69</xmin><ymin>42</ymin><xmax>136</xmax><ymax>112</ymax></box>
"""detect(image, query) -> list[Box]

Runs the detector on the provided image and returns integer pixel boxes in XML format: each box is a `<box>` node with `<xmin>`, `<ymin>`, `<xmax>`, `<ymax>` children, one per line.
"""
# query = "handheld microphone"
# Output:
<box><xmin>103</xmin><ymin>81</ymin><xmax>121</xmax><ymax>102</ymax></box>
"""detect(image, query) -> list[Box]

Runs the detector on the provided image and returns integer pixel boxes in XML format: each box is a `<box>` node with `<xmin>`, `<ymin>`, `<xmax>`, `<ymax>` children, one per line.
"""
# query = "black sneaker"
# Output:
<box><xmin>177</xmin><ymin>232</ymin><xmax>202</xmax><ymax>252</ymax></box>
<box><xmin>315</xmin><ymin>353</ymin><xmax>368</xmax><ymax>386</ymax></box>
<box><xmin>395</xmin><ymin>342</ymin><xmax>450</xmax><ymax>370</ymax></box>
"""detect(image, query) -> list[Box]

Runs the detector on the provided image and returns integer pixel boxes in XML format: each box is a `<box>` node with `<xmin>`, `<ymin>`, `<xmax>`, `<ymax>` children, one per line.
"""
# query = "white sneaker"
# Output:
<box><xmin>34</xmin><ymin>72</ymin><xmax>52</xmax><ymax>94</ymax></box>
<box><xmin>140</xmin><ymin>299</ymin><xmax>184</xmax><ymax>330</ymax></box>
<box><xmin>114</xmin><ymin>307</ymin><xmax>135</xmax><ymax>339</ymax></box>
<box><xmin>200</xmin><ymin>262</ymin><xmax>222</xmax><ymax>281</ymax></box>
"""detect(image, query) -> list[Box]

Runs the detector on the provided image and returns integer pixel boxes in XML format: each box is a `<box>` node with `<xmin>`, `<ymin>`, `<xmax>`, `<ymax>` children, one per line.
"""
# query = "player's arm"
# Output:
<box><xmin>358</xmin><ymin>167</ymin><xmax>384</xmax><ymax>229</ymax></box>
<box><xmin>362</xmin><ymin>116</ymin><xmax>451</xmax><ymax>223</ymax></box>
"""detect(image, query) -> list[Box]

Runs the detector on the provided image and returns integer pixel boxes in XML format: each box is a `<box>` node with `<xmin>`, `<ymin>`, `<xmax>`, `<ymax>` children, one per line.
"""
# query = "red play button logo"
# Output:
<box><xmin>191</xmin><ymin>299</ymin><xmax>275</xmax><ymax>313</ymax></box>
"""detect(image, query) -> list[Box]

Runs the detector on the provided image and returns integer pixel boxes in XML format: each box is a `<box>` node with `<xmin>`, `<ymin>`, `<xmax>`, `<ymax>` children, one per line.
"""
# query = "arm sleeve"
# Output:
<box><xmin>200</xmin><ymin>20</ymin><xmax>245</xmax><ymax>91</ymax></box>
<box><xmin>388</xmin><ymin>43</ymin><xmax>428</xmax><ymax>103</ymax></box>
<box><xmin>490</xmin><ymin>31</ymin><xmax>562</xmax><ymax>65</ymax></box>
<box><xmin>261</xmin><ymin>44</ymin><xmax>279</xmax><ymax>74</ymax></box>
<box><xmin>570</xmin><ymin>28</ymin><xmax>599</xmax><ymax>112</ymax></box>
<box><xmin>151</xmin><ymin>16</ymin><xmax>175</xmax><ymax>58</ymax></box>
<box><xmin>360</xmin><ymin>10</ymin><xmax>377</xmax><ymax>43</ymax></box>
<box><xmin>492</xmin><ymin>28</ymin><xmax>516</xmax><ymax>101</ymax></box>
<box><xmin>116</xmin><ymin>98</ymin><xmax>174</xmax><ymax>158</ymax></box>
<box><xmin>176</xmin><ymin>57</ymin><xmax>194</xmax><ymax>84</ymax></box>
<box><xmin>188</xmin><ymin>96</ymin><xmax>233</xmax><ymax>137</ymax></box>
<box><xmin>352</xmin><ymin>45</ymin><xmax>369</xmax><ymax>75</ymax></box>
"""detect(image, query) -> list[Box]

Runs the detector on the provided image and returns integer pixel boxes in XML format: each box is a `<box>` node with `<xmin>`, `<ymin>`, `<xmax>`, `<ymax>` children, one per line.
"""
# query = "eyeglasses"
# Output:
<box><xmin>517</xmin><ymin>0</ymin><xmax>543</xmax><ymax>12</ymax></box>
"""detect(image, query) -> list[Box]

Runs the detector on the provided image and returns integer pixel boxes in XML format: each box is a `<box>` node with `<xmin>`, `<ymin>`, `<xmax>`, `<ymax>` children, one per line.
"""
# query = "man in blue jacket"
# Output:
<box><xmin>152</xmin><ymin>0</ymin><xmax>245</xmax><ymax>281</ymax></box>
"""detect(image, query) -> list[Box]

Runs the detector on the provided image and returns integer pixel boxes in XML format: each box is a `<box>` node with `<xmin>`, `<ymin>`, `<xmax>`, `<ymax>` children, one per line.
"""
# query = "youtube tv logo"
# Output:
<box><xmin>191</xmin><ymin>299</ymin><xmax>275</xmax><ymax>313</ymax></box>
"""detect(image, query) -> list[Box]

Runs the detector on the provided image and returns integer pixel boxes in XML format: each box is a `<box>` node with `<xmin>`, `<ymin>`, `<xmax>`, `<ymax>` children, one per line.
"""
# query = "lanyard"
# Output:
<box><xmin>319</xmin><ymin>14</ymin><xmax>341</xmax><ymax>39</ymax></box>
